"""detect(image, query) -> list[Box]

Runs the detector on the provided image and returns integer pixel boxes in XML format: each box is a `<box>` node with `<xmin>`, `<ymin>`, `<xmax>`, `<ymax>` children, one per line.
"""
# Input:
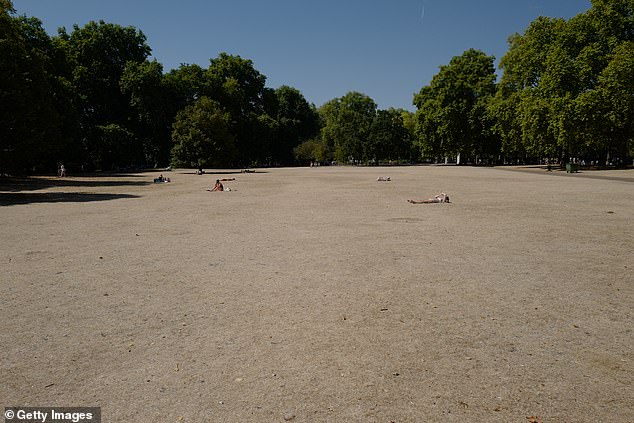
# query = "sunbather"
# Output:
<box><xmin>408</xmin><ymin>192</ymin><xmax>450</xmax><ymax>204</ymax></box>
<box><xmin>210</xmin><ymin>179</ymin><xmax>224</xmax><ymax>192</ymax></box>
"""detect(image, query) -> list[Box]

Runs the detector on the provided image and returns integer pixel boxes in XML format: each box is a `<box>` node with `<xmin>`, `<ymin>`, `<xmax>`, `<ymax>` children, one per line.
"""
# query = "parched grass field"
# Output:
<box><xmin>1</xmin><ymin>166</ymin><xmax>632</xmax><ymax>422</ymax></box>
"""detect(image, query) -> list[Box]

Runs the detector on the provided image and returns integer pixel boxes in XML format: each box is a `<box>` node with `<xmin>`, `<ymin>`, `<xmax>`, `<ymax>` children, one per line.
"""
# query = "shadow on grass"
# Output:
<box><xmin>180</xmin><ymin>170</ymin><xmax>269</xmax><ymax>175</ymax></box>
<box><xmin>0</xmin><ymin>192</ymin><xmax>140</xmax><ymax>206</ymax></box>
<box><xmin>500</xmin><ymin>166</ymin><xmax>634</xmax><ymax>182</ymax></box>
<box><xmin>0</xmin><ymin>176</ymin><xmax>152</xmax><ymax>192</ymax></box>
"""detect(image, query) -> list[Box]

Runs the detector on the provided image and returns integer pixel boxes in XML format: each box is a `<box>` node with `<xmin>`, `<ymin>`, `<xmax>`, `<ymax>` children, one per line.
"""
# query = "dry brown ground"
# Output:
<box><xmin>1</xmin><ymin>166</ymin><xmax>632</xmax><ymax>423</ymax></box>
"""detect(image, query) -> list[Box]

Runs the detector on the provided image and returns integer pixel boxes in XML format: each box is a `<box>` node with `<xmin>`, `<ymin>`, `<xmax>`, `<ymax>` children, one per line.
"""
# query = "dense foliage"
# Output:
<box><xmin>488</xmin><ymin>0</ymin><xmax>634</xmax><ymax>163</ymax></box>
<box><xmin>414</xmin><ymin>49</ymin><xmax>498</xmax><ymax>164</ymax></box>
<box><xmin>1</xmin><ymin>1</ymin><xmax>77</xmax><ymax>174</ymax></box>
<box><xmin>1</xmin><ymin>0</ymin><xmax>632</xmax><ymax>174</ymax></box>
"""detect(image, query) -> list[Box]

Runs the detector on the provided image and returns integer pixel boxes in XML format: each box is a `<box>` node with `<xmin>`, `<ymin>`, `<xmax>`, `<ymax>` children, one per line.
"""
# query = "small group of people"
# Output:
<box><xmin>154</xmin><ymin>174</ymin><xmax>171</xmax><ymax>183</ymax></box>
<box><xmin>408</xmin><ymin>192</ymin><xmax>450</xmax><ymax>204</ymax></box>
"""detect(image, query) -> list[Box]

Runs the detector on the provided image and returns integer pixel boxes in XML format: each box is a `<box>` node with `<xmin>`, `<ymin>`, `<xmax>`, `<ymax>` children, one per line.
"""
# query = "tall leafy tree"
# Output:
<box><xmin>413</xmin><ymin>86</ymin><xmax>443</xmax><ymax>159</ymax></box>
<box><xmin>205</xmin><ymin>53</ymin><xmax>268</xmax><ymax>164</ymax></box>
<box><xmin>414</xmin><ymin>49</ymin><xmax>497</xmax><ymax>162</ymax></box>
<box><xmin>293</xmin><ymin>138</ymin><xmax>328</xmax><ymax>164</ymax></box>
<box><xmin>121</xmin><ymin>60</ymin><xmax>176</xmax><ymax>166</ymax></box>
<box><xmin>367</xmin><ymin>109</ymin><xmax>412</xmax><ymax>162</ymax></box>
<box><xmin>57</xmin><ymin>20</ymin><xmax>151</xmax><ymax>168</ymax></box>
<box><xmin>0</xmin><ymin>1</ymin><xmax>77</xmax><ymax>174</ymax></box>
<box><xmin>597</xmin><ymin>40</ymin><xmax>634</xmax><ymax>159</ymax></box>
<box><xmin>171</xmin><ymin>97</ymin><xmax>236</xmax><ymax>168</ymax></box>
<box><xmin>164</xmin><ymin>63</ymin><xmax>208</xmax><ymax>108</ymax></box>
<box><xmin>571</xmin><ymin>0</ymin><xmax>634</xmax><ymax>161</ymax></box>
<box><xmin>207</xmin><ymin>53</ymin><xmax>266</xmax><ymax>117</ymax></box>
<box><xmin>94</xmin><ymin>123</ymin><xmax>137</xmax><ymax>168</ymax></box>
<box><xmin>268</xmin><ymin>85</ymin><xmax>320</xmax><ymax>164</ymax></box>
<box><xmin>491</xmin><ymin>17</ymin><xmax>574</xmax><ymax>160</ymax></box>
<box><xmin>166</xmin><ymin>58</ymin><xmax>320</xmax><ymax>167</ymax></box>
<box><xmin>574</xmin><ymin>41</ymin><xmax>634</xmax><ymax>161</ymax></box>
<box><xmin>320</xmin><ymin>92</ymin><xmax>377</xmax><ymax>162</ymax></box>
<box><xmin>317</xmin><ymin>98</ymin><xmax>341</xmax><ymax>161</ymax></box>
<box><xmin>400</xmin><ymin>110</ymin><xmax>421</xmax><ymax>162</ymax></box>
<box><xmin>492</xmin><ymin>0</ymin><xmax>634</xmax><ymax>162</ymax></box>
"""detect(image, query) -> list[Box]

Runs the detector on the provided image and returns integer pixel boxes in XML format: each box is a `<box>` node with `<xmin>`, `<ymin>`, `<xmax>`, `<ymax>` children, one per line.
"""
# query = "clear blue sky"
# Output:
<box><xmin>13</xmin><ymin>0</ymin><xmax>591</xmax><ymax>111</ymax></box>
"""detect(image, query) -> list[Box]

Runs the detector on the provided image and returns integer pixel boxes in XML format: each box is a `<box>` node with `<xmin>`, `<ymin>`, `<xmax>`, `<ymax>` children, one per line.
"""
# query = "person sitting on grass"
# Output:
<box><xmin>408</xmin><ymin>192</ymin><xmax>450</xmax><ymax>204</ymax></box>
<box><xmin>210</xmin><ymin>179</ymin><xmax>224</xmax><ymax>192</ymax></box>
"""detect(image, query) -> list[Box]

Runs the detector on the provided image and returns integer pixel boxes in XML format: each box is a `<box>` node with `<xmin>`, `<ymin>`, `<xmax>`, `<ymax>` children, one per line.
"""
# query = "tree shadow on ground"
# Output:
<box><xmin>0</xmin><ymin>192</ymin><xmax>140</xmax><ymax>206</ymax></box>
<box><xmin>0</xmin><ymin>176</ymin><xmax>152</xmax><ymax>192</ymax></box>
<box><xmin>180</xmin><ymin>170</ymin><xmax>269</xmax><ymax>175</ymax></box>
<box><xmin>501</xmin><ymin>166</ymin><xmax>634</xmax><ymax>182</ymax></box>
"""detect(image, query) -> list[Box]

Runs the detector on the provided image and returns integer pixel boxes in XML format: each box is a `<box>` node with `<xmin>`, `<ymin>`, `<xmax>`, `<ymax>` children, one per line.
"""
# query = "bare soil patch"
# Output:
<box><xmin>1</xmin><ymin>166</ymin><xmax>632</xmax><ymax>422</ymax></box>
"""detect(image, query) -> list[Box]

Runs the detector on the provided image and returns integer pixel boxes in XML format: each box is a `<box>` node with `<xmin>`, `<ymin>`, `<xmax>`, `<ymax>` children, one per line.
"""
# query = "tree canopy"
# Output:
<box><xmin>0</xmin><ymin>4</ymin><xmax>77</xmax><ymax>174</ymax></box>
<box><xmin>2</xmin><ymin>0</ymin><xmax>632</xmax><ymax>174</ymax></box>
<box><xmin>487</xmin><ymin>0</ymin><xmax>634</xmax><ymax>163</ymax></box>
<box><xmin>171</xmin><ymin>97</ymin><xmax>236</xmax><ymax>168</ymax></box>
<box><xmin>414</xmin><ymin>49</ymin><xmax>497</xmax><ymax>163</ymax></box>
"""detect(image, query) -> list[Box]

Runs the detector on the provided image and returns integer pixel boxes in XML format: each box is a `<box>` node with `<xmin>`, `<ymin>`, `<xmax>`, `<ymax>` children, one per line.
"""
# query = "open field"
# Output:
<box><xmin>1</xmin><ymin>166</ymin><xmax>632</xmax><ymax>422</ymax></box>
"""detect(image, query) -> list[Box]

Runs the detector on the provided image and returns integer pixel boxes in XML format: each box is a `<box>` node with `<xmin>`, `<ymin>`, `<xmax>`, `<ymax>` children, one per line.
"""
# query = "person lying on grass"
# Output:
<box><xmin>408</xmin><ymin>192</ymin><xmax>450</xmax><ymax>204</ymax></box>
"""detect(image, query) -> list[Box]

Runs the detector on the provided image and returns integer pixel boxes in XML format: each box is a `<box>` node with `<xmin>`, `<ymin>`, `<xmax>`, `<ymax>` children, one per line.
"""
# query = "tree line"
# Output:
<box><xmin>1</xmin><ymin>0</ymin><xmax>632</xmax><ymax>175</ymax></box>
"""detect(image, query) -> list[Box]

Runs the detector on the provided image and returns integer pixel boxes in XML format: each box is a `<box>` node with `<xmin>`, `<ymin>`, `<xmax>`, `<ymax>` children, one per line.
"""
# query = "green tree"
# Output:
<box><xmin>574</xmin><ymin>41</ymin><xmax>634</xmax><ymax>162</ymax></box>
<box><xmin>205</xmin><ymin>53</ymin><xmax>268</xmax><ymax>164</ymax></box>
<box><xmin>413</xmin><ymin>86</ymin><xmax>442</xmax><ymax>159</ymax></box>
<box><xmin>293</xmin><ymin>138</ymin><xmax>328</xmax><ymax>164</ymax></box>
<box><xmin>317</xmin><ymin>98</ymin><xmax>340</xmax><ymax>161</ymax></box>
<box><xmin>492</xmin><ymin>1</ymin><xmax>634</xmax><ymax>163</ymax></box>
<box><xmin>0</xmin><ymin>2</ymin><xmax>77</xmax><ymax>174</ymax></box>
<box><xmin>121</xmin><ymin>60</ymin><xmax>177</xmax><ymax>167</ymax></box>
<box><xmin>400</xmin><ymin>110</ymin><xmax>420</xmax><ymax>162</ymax></box>
<box><xmin>491</xmin><ymin>17</ymin><xmax>569</xmax><ymax>160</ymax></box>
<box><xmin>166</xmin><ymin>57</ymin><xmax>319</xmax><ymax>167</ymax></box>
<box><xmin>57</xmin><ymin>20</ymin><xmax>151</xmax><ymax>168</ymax></box>
<box><xmin>171</xmin><ymin>97</ymin><xmax>236</xmax><ymax>168</ymax></box>
<box><xmin>268</xmin><ymin>85</ymin><xmax>320</xmax><ymax>164</ymax></box>
<box><xmin>597</xmin><ymin>40</ymin><xmax>634</xmax><ymax>160</ymax></box>
<box><xmin>94</xmin><ymin>124</ymin><xmax>137</xmax><ymax>169</ymax></box>
<box><xmin>589</xmin><ymin>0</ymin><xmax>634</xmax><ymax>48</ymax></box>
<box><xmin>414</xmin><ymin>49</ymin><xmax>497</xmax><ymax>163</ymax></box>
<box><xmin>320</xmin><ymin>92</ymin><xmax>377</xmax><ymax>163</ymax></box>
<box><xmin>164</xmin><ymin>63</ymin><xmax>208</xmax><ymax>109</ymax></box>
<box><xmin>367</xmin><ymin>109</ymin><xmax>412</xmax><ymax>162</ymax></box>
<box><xmin>207</xmin><ymin>53</ymin><xmax>266</xmax><ymax>116</ymax></box>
